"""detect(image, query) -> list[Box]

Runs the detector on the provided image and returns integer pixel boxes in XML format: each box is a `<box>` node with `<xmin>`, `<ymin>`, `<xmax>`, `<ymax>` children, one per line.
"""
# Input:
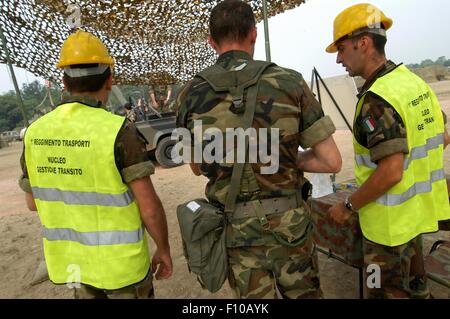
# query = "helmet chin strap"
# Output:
<box><xmin>64</xmin><ymin>63</ymin><xmax>109</xmax><ymax>78</ymax></box>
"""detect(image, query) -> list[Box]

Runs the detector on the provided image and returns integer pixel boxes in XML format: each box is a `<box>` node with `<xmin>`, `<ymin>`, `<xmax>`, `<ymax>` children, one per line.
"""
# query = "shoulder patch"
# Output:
<box><xmin>362</xmin><ymin>115</ymin><xmax>377</xmax><ymax>133</ymax></box>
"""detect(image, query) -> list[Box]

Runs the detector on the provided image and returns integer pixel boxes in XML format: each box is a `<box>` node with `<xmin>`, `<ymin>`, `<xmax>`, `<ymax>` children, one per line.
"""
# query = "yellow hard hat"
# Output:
<box><xmin>56</xmin><ymin>30</ymin><xmax>114</xmax><ymax>68</ymax></box>
<box><xmin>326</xmin><ymin>3</ymin><xmax>393</xmax><ymax>53</ymax></box>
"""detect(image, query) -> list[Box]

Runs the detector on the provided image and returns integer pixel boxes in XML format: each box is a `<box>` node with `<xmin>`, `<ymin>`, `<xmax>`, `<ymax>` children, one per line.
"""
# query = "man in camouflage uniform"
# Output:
<box><xmin>123</xmin><ymin>102</ymin><xmax>137</xmax><ymax>122</ymax></box>
<box><xmin>327</xmin><ymin>4</ymin><xmax>450</xmax><ymax>298</ymax></box>
<box><xmin>19</xmin><ymin>31</ymin><xmax>172</xmax><ymax>299</ymax></box>
<box><xmin>176</xmin><ymin>0</ymin><xmax>342</xmax><ymax>299</ymax></box>
<box><xmin>150</xmin><ymin>85</ymin><xmax>172</xmax><ymax>113</ymax></box>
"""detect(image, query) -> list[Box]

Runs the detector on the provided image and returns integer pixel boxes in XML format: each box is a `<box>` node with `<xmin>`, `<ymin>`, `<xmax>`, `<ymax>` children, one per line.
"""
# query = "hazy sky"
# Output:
<box><xmin>1</xmin><ymin>0</ymin><xmax>450</xmax><ymax>93</ymax></box>
<box><xmin>253</xmin><ymin>0</ymin><xmax>450</xmax><ymax>80</ymax></box>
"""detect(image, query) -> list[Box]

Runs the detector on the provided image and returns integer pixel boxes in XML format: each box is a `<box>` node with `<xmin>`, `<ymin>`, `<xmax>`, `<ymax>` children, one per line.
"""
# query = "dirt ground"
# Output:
<box><xmin>1</xmin><ymin>81</ymin><xmax>449</xmax><ymax>299</ymax></box>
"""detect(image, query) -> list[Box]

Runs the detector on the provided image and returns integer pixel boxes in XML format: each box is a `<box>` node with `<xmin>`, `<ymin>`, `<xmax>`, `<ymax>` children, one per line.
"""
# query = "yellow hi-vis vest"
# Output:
<box><xmin>25</xmin><ymin>102</ymin><xmax>150</xmax><ymax>289</ymax></box>
<box><xmin>354</xmin><ymin>64</ymin><xmax>450</xmax><ymax>247</ymax></box>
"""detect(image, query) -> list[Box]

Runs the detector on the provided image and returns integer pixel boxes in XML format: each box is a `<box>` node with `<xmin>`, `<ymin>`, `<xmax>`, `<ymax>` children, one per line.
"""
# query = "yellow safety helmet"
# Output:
<box><xmin>56</xmin><ymin>30</ymin><xmax>114</xmax><ymax>69</ymax></box>
<box><xmin>326</xmin><ymin>3</ymin><xmax>393</xmax><ymax>53</ymax></box>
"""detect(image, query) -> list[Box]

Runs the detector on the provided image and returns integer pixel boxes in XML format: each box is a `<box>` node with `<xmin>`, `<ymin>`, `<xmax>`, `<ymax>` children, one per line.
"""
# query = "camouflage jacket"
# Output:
<box><xmin>19</xmin><ymin>95</ymin><xmax>154</xmax><ymax>193</ymax></box>
<box><xmin>176</xmin><ymin>51</ymin><xmax>336</xmax><ymax>247</ymax></box>
<box><xmin>355</xmin><ymin>61</ymin><xmax>447</xmax><ymax>162</ymax></box>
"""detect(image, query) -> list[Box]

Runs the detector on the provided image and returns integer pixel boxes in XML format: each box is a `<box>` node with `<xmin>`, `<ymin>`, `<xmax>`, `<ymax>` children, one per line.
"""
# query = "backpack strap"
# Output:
<box><xmin>197</xmin><ymin>60</ymin><xmax>274</xmax><ymax>113</ymax></box>
<box><xmin>196</xmin><ymin>60</ymin><xmax>275</xmax><ymax>214</ymax></box>
<box><xmin>223</xmin><ymin>80</ymin><xmax>259</xmax><ymax>214</ymax></box>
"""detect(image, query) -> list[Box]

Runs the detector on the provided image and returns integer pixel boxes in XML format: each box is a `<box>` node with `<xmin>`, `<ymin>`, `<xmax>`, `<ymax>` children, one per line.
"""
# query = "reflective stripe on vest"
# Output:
<box><xmin>353</xmin><ymin>65</ymin><xmax>450</xmax><ymax>247</ymax></box>
<box><xmin>376</xmin><ymin>168</ymin><xmax>445</xmax><ymax>206</ymax></box>
<box><xmin>42</xmin><ymin>225</ymin><xmax>145</xmax><ymax>246</ymax></box>
<box><xmin>25</xmin><ymin>102</ymin><xmax>150</xmax><ymax>290</ymax></box>
<box><xmin>356</xmin><ymin>133</ymin><xmax>445</xmax><ymax>207</ymax></box>
<box><xmin>32</xmin><ymin>186</ymin><xmax>134</xmax><ymax>207</ymax></box>
<box><xmin>355</xmin><ymin>133</ymin><xmax>445</xmax><ymax>171</ymax></box>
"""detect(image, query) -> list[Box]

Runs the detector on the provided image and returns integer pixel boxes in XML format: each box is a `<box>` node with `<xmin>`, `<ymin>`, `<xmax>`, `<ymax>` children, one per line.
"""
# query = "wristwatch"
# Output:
<box><xmin>344</xmin><ymin>196</ymin><xmax>357</xmax><ymax>213</ymax></box>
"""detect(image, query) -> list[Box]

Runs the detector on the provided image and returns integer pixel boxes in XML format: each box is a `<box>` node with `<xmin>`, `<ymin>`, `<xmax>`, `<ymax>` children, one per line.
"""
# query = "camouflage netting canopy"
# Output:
<box><xmin>0</xmin><ymin>0</ymin><xmax>307</xmax><ymax>86</ymax></box>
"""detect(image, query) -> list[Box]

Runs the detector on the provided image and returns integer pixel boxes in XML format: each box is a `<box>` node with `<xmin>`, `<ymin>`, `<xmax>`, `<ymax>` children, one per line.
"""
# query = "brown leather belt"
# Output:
<box><xmin>231</xmin><ymin>194</ymin><xmax>299</xmax><ymax>220</ymax></box>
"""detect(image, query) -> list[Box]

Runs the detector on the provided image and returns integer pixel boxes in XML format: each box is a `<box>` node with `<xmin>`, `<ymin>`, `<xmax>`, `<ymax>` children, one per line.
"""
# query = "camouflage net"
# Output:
<box><xmin>0</xmin><ymin>0</ymin><xmax>306</xmax><ymax>86</ymax></box>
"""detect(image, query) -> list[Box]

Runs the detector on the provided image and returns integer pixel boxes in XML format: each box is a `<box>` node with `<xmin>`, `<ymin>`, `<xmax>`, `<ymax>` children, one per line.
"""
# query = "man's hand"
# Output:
<box><xmin>129</xmin><ymin>176</ymin><xmax>172</xmax><ymax>280</ymax></box>
<box><xmin>151</xmin><ymin>248</ymin><xmax>173</xmax><ymax>280</ymax></box>
<box><xmin>328</xmin><ymin>202</ymin><xmax>352</xmax><ymax>225</ymax></box>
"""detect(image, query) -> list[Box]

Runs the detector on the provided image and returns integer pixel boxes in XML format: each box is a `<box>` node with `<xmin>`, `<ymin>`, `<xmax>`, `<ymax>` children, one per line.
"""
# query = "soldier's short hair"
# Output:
<box><xmin>63</xmin><ymin>64</ymin><xmax>111</xmax><ymax>93</ymax></box>
<box><xmin>209</xmin><ymin>0</ymin><xmax>256</xmax><ymax>45</ymax></box>
<box><xmin>351</xmin><ymin>32</ymin><xmax>387</xmax><ymax>55</ymax></box>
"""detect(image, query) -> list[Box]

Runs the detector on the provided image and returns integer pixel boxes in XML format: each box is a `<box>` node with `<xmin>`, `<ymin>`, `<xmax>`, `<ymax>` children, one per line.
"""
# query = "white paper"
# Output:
<box><xmin>311</xmin><ymin>173</ymin><xmax>334</xmax><ymax>198</ymax></box>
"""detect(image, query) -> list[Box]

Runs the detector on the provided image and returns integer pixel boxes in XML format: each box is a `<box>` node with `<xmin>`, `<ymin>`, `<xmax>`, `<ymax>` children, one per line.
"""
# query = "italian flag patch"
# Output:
<box><xmin>363</xmin><ymin>116</ymin><xmax>377</xmax><ymax>133</ymax></box>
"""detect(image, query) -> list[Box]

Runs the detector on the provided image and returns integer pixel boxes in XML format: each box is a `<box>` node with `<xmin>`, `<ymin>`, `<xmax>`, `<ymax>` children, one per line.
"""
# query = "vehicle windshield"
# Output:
<box><xmin>108</xmin><ymin>84</ymin><xmax>184</xmax><ymax>121</ymax></box>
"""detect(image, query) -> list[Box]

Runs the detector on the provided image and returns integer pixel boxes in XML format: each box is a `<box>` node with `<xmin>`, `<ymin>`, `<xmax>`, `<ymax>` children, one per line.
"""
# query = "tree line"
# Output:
<box><xmin>0</xmin><ymin>79</ymin><xmax>181</xmax><ymax>133</ymax></box>
<box><xmin>407</xmin><ymin>56</ymin><xmax>450</xmax><ymax>69</ymax></box>
<box><xmin>0</xmin><ymin>80</ymin><xmax>61</xmax><ymax>133</ymax></box>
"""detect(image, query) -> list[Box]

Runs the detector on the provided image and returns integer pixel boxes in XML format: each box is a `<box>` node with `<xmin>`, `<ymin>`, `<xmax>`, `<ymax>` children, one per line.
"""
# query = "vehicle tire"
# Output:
<box><xmin>155</xmin><ymin>136</ymin><xmax>180</xmax><ymax>168</ymax></box>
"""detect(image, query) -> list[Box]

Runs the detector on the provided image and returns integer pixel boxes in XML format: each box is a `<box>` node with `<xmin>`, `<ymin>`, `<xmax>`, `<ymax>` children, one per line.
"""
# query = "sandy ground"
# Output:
<box><xmin>1</xmin><ymin>81</ymin><xmax>449</xmax><ymax>299</ymax></box>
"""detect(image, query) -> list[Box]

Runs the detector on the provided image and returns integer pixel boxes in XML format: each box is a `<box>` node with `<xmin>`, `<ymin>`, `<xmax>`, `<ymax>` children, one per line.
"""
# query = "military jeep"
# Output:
<box><xmin>110</xmin><ymin>85</ymin><xmax>181</xmax><ymax>168</ymax></box>
<box><xmin>135</xmin><ymin>111</ymin><xmax>180</xmax><ymax>168</ymax></box>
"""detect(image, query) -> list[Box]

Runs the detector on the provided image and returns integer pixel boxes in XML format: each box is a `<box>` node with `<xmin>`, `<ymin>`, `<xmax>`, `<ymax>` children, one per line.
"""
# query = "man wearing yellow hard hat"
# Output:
<box><xmin>326</xmin><ymin>3</ymin><xmax>450</xmax><ymax>298</ymax></box>
<box><xmin>19</xmin><ymin>30</ymin><xmax>173</xmax><ymax>298</ymax></box>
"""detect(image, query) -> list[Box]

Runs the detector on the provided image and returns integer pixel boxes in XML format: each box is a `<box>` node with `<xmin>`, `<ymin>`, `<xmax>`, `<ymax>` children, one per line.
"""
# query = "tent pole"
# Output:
<box><xmin>262</xmin><ymin>0</ymin><xmax>271</xmax><ymax>62</ymax></box>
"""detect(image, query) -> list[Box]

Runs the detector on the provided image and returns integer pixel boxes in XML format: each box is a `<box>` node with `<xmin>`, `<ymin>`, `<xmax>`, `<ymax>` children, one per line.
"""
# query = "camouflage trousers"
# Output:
<box><xmin>227</xmin><ymin>236</ymin><xmax>322</xmax><ymax>299</ymax></box>
<box><xmin>363</xmin><ymin>235</ymin><xmax>430</xmax><ymax>299</ymax></box>
<box><xmin>74</xmin><ymin>272</ymin><xmax>154</xmax><ymax>299</ymax></box>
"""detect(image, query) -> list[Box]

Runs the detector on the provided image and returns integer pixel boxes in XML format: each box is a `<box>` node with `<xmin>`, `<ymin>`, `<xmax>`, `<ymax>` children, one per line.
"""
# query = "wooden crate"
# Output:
<box><xmin>309</xmin><ymin>176</ymin><xmax>450</xmax><ymax>268</ymax></box>
<box><xmin>309</xmin><ymin>188</ymin><xmax>363</xmax><ymax>267</ymax></box>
